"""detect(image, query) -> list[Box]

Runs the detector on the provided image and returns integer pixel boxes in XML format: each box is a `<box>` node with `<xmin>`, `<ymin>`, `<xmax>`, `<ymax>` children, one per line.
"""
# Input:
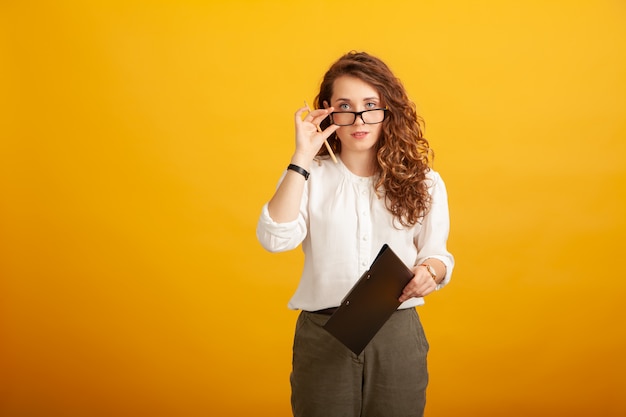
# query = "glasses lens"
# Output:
<box><xmin>331</xmin><ymin>112</ymin><xmax>355</xmax><ymax>126</ymax></box>
<box><xmin>362</xmin><ymin>109</ymin><xmax>386</xmax><ymax>124</ymax></box>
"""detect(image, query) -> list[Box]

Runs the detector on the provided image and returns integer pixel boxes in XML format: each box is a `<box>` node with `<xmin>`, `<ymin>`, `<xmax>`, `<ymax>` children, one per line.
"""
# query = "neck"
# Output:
<box><xmin>340</xmin><ymin>151</ymin><xmax>377</xmax><ymax>177</ymax></box>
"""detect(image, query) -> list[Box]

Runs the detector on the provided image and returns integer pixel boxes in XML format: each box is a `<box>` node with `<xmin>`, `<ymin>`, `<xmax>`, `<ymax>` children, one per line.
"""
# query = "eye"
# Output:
<box><xmin>365</xmin><ymin>102</ymin><xmax>378</xmax><ymax>109</ymax></box>
<box><xmin>339</xmin><ymin>103</ymin><xmax>351</xmax><ymax>110</ymax></box>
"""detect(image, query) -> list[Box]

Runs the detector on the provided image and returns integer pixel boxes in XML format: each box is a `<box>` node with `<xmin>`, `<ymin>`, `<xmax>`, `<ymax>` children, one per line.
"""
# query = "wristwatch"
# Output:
<box><xmin>419</xmin><ymin>263</ymin><xmax>437</xmax><ymax>282</ymax></box>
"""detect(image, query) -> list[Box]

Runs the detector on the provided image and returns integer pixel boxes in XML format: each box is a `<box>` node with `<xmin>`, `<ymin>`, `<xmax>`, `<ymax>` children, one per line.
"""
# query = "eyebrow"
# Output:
<box><xmin>335</xmin><ymin>97</ymin><xmax>380</xmax><ymax>103</ymax></box>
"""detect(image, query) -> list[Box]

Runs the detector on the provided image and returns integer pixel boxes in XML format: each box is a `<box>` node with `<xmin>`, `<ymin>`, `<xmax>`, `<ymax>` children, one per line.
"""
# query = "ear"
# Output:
<box><xmin>323</xmin><ymin>100</ymin><xmax>330</xmax><ymax>109</ymax></box>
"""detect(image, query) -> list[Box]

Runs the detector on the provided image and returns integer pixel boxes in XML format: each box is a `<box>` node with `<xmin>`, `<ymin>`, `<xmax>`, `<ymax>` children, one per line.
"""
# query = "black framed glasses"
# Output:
<box><xmin>330</xmin><ymin>108</ymin><xmax>389</xmax><ymax>126</ymax></box>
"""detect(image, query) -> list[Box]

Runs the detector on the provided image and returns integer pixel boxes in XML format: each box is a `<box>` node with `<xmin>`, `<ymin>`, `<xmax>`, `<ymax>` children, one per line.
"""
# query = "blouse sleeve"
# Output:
<box><xmin>415</xmin><ymin>171</ymin><xmax>455</xmax><ymax>290</ymax></box>
<box><xmin>256</xmin><ymin>173</ymin><xmax>309</xmax><ymax>253</ymax></box>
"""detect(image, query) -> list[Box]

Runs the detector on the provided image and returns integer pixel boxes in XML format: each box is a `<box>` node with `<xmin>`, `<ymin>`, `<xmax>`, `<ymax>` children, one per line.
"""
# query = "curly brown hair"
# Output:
<box><xmin>315</xmin><ymin>51</ymin><xmax>433</xmax><ymax>227</ymax></box>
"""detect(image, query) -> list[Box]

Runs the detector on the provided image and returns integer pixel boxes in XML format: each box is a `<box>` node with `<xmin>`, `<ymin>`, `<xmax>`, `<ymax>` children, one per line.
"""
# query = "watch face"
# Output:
<box><xmin>421</xmin><ymin>263</ymin><xmax>436</xmax><ymax>279</ymax></box>
<box><xmin>426</xmin><ymin>265</ymin><xmax>436</xmax><ymax>279</ymax></box>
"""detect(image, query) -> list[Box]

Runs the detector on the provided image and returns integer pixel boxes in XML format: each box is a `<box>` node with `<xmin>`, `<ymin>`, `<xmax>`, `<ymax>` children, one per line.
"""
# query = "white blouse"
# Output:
<box><xmin>256</xmin><ymin>156</ymin><xmax>454</xmax><ymax>311</ymax></box>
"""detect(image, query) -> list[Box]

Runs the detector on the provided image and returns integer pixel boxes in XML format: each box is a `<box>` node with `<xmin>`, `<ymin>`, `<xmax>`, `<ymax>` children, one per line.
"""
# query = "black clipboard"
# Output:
<box><xmin>322</xmin><ymin>244</ymin><xmax>415</xmax><ymax>355</ymax></box>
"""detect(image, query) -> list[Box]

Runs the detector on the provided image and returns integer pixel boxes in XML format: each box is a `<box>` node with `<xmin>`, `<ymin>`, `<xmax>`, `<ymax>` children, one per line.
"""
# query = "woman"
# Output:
<box><xmin>256</xmin><ymin>51</ymin><xmax>454</xmax><ymax>417</ymax></box>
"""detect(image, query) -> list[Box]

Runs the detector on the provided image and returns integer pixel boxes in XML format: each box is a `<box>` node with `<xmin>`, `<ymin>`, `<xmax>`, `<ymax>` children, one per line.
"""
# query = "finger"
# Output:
<box><xmin>297</xmin><ymin>109</ymin><xmax>324</xmax><ymax>128</ymax></box>
<box><xmin>399</xmin><ymin>285</ymin><xmax>416</xmax><ymax>302</ymax></box>
<box><xmin>415</xmin><ymin>281</ymin><xmax>436</xmax><ymax>298</ymax></box>
<box><xmin>295</xmin><ymin>106</ymin><xmax>310</xmax><ymax>122</ymax></box>
<box><xmin>398</xmin><ymin>279</ymin><xmax>435</xmax><ymax>302</ymax></box>
<box><xmin>417</xmin><ymin>277</ymin><xmax>436</xmax><ymax>293</ymax></box>
<box><xmin>399</xmin><ymin>292</ymin><xmax>412</xmax><ymax>303</ymax></box>
<box><xmin>320</xmin><ymin>123</ymin><xmax>340</xmax><ymax>140</ymax></box>
<box><xmin>310</xmin><ymin>108</ymin><xmax>334</xmax><ymax>128</ymax></box>
<box><xmin>306</xmin><ymin>108</ymin><xmax>331</xmax><ymax>123</ymax></box>
<box><xmin>294</xmin><ymin>107</ymin><xmax>308</xmax><ymax>124</ymax></box>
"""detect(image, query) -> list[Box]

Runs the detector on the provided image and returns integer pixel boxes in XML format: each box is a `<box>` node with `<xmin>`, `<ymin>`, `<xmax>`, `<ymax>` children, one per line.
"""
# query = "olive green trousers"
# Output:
<box><xmin>291</xmin><ymin>308</ymin><xmax>430</xmax><ymax>417</ymax></box>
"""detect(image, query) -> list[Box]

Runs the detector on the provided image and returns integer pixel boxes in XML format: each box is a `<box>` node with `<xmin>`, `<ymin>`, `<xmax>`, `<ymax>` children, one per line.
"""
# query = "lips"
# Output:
<box><xmin>351</xmin><ymin>131</ymin><xmax>368</xmax><ymax>139</ymax></box>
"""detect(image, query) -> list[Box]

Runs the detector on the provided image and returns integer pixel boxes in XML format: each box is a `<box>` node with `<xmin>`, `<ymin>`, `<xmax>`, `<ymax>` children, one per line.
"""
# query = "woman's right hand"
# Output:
<box><xmin>292</xmin><ymin>106</ymin><xmax>339</xmax><ymax>165</ymax></box>
<box><xmin>267</xmin><ymin>106</ymin><xmax>338</xmax><ymax>223</ymax></box>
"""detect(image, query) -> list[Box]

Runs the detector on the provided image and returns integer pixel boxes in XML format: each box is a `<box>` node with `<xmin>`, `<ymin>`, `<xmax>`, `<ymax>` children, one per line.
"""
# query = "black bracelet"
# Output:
<box><xmin>287</xmin><ymin>164</ymin><xmax>310</xmax><ymax>180</ymax></box>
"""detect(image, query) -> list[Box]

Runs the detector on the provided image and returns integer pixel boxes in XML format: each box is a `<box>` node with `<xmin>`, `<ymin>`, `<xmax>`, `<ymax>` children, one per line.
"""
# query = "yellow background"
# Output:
<box><xmin>1</xmin><ymin>1</ymin><xmax>625</xmax><ymax>416</ymax></box>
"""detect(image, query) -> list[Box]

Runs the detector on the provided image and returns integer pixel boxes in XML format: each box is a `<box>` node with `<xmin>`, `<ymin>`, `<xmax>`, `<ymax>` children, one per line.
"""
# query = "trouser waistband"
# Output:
<box><xmin>308</xmin><ymin>307</ymin><xmax>338</xmax><ymax>315</ymax></box>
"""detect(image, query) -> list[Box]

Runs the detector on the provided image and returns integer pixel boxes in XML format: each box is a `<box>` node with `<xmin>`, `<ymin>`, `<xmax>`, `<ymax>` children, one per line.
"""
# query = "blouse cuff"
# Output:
<box><xmin>259</xmin><ymin>203</ymin><xmax>299</xmax><ymax>230</ymax></box>
<box><xmin>256</xmin><ymin>203</ymin><xmax>305</xmax><ymax>252</ymax></box>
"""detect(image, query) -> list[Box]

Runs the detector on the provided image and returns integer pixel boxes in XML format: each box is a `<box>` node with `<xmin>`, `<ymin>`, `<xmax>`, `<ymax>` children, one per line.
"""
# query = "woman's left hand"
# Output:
<box><xmin>398</xmin><ymin>266</ymin><xmax>438</xmax><ymax>302</ymax></box>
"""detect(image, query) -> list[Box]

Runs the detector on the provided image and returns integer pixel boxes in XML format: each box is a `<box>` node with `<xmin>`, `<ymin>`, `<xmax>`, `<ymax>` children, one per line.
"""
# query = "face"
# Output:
<box><xmin>327</xmin><ymin>76</ymin><xmax>384</xmax><ymax>156</ymax></box>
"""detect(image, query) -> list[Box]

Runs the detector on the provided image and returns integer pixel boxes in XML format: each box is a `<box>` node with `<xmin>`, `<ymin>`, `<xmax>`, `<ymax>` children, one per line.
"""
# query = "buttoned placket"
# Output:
<box><xmin>355</xmin><ymin>178</ymin><xmax>373</xmax><ymax>275</ymax></box>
